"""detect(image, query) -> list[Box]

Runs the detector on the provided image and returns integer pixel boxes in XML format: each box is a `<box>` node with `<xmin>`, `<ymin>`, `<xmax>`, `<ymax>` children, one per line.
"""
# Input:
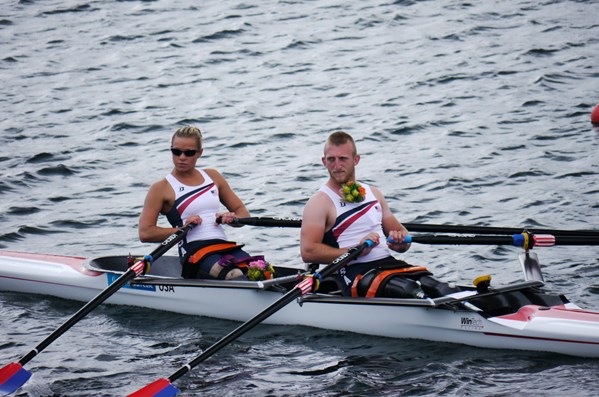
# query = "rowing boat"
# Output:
<box><xmin>1</xmin><ymin>249</ymin><xmax>599</xmax><ymax>358</ymax></box>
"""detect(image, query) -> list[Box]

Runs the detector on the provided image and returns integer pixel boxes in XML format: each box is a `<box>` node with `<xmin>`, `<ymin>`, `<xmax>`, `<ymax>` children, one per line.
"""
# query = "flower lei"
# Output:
<box><xmin>247</xmin><ymin>259</ymin><xmax>275</xmax><ymax>281</ymax></box>
<box><xmin>339</xmin><ymin>181</ymin><xmax>366</xmax><ymax>203</ymax></box>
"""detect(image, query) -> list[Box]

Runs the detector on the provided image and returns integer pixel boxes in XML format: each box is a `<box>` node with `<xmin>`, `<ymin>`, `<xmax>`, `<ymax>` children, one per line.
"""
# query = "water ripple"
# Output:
<box><xmin>1</xmin><ymin>0</ymin><xmax>599</xmax><ymax>395</ymax></box>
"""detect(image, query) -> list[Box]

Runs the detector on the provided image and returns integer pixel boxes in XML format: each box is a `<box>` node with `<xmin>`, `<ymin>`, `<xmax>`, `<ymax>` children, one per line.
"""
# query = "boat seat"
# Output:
<box><xmin>87</xmin><ymin>255</ymin><xmax>183</xmax><ymax>278</ymax></box>
<box><xmin>317</xmin><ymin>277</ymin><xmax>343</xmax><ymax>295</ymax></box>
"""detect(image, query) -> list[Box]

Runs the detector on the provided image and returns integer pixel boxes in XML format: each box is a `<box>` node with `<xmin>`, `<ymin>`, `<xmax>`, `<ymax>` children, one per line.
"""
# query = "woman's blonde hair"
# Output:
<box><xmin>172</xmin><ymin>125</ymin><xmax>203</xmax><ymax>149</ymax></box>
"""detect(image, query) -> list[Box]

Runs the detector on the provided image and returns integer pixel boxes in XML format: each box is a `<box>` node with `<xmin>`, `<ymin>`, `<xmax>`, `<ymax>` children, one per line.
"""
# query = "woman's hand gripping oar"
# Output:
<box><xmin>127</xmin><ymin>240</ymin><xmax>374</xmax><ymax>397</ymax></box>
<box><xmin>0</xmin><ymin>224</ymin><xmax>194</xmax><ymax>396</ymax></box>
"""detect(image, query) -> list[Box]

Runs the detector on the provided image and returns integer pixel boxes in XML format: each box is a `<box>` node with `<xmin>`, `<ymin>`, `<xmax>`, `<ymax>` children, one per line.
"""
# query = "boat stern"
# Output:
<box><xmin>487</xmin><ymin>304</ymin><xmax>599</xmax><ymax>357</ymax></box>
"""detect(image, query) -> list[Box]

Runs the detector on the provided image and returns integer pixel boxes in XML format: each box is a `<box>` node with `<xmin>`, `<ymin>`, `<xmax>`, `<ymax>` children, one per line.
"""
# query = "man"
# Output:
<box><xmin>300</xmin><ymin>131</ymin><xmax>412</xmax><ymax>296</ymax></box>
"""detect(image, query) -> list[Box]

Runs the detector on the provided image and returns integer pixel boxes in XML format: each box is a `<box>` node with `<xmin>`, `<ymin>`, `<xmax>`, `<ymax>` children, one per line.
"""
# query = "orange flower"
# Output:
<box><xmin>247</xmin><ymin>260</ymin><xmax>275</xmax><ymax>281</ymax></box>
<box><xmin>339</xmin><ymin>181</ymin><xmax>366</xmax><ymax>203</ymax></box>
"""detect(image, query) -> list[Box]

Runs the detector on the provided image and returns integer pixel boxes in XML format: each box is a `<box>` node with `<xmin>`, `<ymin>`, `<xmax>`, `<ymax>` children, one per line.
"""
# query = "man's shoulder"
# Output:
<box><xmin>309</xmin><ymin>189</ymin><xmax>333</xmax><ymax>203</ymax></box>
<box><xmin>304</xmin><ymin>190</ymin><xmax>335</xmax><ymax>218</ymax></box>
<box><xmin>365</xmin><ymin>184</ymin><xmax>383</xmax><ymax>199</ymax></box>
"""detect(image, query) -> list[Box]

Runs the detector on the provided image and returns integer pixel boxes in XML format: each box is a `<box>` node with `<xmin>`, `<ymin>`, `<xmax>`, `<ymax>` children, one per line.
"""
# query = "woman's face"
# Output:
<box><xmin>171</xmin><ymin>136</ymin><xmax>202</xmax><ymax>173</ymax></box>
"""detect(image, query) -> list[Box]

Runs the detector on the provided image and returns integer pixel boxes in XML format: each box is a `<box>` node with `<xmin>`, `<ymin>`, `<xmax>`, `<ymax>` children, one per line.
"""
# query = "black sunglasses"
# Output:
<box><xmin>170</xmin><ymin>148</ymin><xmax>199</xmax><ymax>157</ymax></box>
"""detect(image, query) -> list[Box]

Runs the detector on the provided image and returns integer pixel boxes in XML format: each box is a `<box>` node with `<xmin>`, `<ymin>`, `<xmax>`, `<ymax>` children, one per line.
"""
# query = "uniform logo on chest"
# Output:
<box><xmin>179</xmin><ymin>187</ymin><xmax>185</xmax><ymax>192</ymax></box>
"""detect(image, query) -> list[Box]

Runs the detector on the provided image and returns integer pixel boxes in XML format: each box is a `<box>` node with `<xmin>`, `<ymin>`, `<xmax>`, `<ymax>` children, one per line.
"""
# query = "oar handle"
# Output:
<box><xmin>147</xmin><ymin>224</ymin><xmax>194</xmax><ymax>261</ymax></box>
<box><xmin>316</xmin><ymin>240</ymin><xmax>374</xmax><ymax>280</ymax></box>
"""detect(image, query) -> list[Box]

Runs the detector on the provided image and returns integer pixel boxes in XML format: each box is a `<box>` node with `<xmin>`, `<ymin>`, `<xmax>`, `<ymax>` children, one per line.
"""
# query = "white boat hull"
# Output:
<box><xmin>1</xmin><ymin>250</ymin><xmax>599</xmax><ymax>358</ymax></box>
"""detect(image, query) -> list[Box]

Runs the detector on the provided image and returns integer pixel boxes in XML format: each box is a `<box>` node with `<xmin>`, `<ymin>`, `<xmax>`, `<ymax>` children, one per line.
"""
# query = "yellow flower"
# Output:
<box><xmin>247</xmin><ymin>260</ymin><xmax>275</xmax><ymax>281</ymax></box>
<box><xmin>339</xmin><ymin>181</ymin><xmax>366</xmax><ymax>203</ymax></box>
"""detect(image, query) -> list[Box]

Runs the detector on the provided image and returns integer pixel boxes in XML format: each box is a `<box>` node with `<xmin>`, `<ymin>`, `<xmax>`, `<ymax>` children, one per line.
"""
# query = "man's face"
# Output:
<box><xmin>322</xmin><ymin>142</ymin><xmax>360</xmax><ymax>184</ymax></box>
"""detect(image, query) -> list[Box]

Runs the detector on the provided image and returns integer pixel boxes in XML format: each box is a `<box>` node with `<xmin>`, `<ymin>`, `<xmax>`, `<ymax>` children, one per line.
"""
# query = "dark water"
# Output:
<box><xmin>1</xmin><ymin>0</ymin><xmax>599</xmax><ymax>395</ymax></box>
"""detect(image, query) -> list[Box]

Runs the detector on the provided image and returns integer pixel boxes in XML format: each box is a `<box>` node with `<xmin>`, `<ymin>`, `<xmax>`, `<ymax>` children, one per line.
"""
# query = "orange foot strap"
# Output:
<box><xmin>188</xmin><ymin>243</ymin><xmax>243</xmax><ymax>265</ymax></box>
<box><xmin>352</xmin><ymin>266</ymin><xmax>429</xmax><ymax>298</ymax></box>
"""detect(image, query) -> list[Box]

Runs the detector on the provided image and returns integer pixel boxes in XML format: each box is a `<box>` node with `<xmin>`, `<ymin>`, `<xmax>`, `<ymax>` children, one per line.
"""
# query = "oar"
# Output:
<box><xmin>232</xmin><ymin>216</ymin><xmax>302</xmax><ymax>228</ymax></box>
<box><xmin>128</xmin><ymin>240</ymin><xmax>374</xmax><ymax>397</ymax></box>
<box><xmin>233</xmin><ymin>217</ymin><xmax>599</xmax><ymax>237</ymax></box>
<box><xmin>402</xmin><ymin>233</ymin><xmax>599</xmax><ymax>247</ymax></box>
<box><xmin>403</xmin><ymin>224</ymin><xmax>599</xmax><ymax>237</ymax></box>
<box><xmin>0</xmin><ymin>224</ymin><xmax>194</xmax><ymax>396</ymax></box>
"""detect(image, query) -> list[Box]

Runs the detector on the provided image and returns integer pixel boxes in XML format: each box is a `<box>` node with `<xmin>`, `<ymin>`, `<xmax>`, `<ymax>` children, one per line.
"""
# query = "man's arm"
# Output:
<box><xmin>300</xmin><ymin>193</ymin><xmax>347</xmax><ymax>264</ymax></box>
<box><xmin>371</xmin><ymin>186</ymin><xmax>411</xmax><ymax>253</ymax></box>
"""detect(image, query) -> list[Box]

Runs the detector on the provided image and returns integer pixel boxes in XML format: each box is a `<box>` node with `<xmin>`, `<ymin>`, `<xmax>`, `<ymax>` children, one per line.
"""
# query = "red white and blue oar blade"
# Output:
<box><xmin>0</xmin><ymin>362</ymin><xmax>32</xmax><ymax>396</ymax></box>
<box><xmin>126</xmin><ymin>378</ymin><xmax>180</xmax><ymax>397</ymax></box>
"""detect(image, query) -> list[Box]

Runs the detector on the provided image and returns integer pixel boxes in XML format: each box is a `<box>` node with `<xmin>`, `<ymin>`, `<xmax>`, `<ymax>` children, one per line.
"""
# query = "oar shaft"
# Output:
<box><xmin>405</xmin><ymin>234</ymin><xmax>599</xmax><ymax>246</ymax></box>
<box><xmin>19</xmin><ymin>267</ymin><xmax>136</xmax><ymax>365</ymax></box>
<box><xmin>234</xmin><ymin>217</ymin><xmax>302</xmax><ymax>227</ymax></box>
<box><xmin>19</xmin><ymin>225</ymin><xmax>193</xmax><ymax>366</ymax></box>
<box><xmin>403</xmin><ymin>223</ymin><xmax>599</xmax><ymax>237</ymax></box>
<box><xmin>407</xmin><ymin>235</ymin><xmax>513</xmax><ymax>245</ymax></box>
<box><xmin>165</xmin><ymin>242</ymin><xmax>370</xmax><ymax>384</ymax></box>
<box><xmin>234</xmin><ymin>217</ymin><xmax>599</xmax><ymax>237</ymax></box>
<box><xmin>169</xmin><ymin>286</ymin><xmax>303</xmax><ymax>382</ymax></box>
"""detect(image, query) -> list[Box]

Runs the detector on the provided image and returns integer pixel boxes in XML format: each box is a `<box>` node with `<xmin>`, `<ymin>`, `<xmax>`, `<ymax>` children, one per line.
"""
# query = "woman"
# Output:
<box><xmin>138</xmin><ymin>125</ymin><xmax>253</xmax><ymax>279</ymax></box>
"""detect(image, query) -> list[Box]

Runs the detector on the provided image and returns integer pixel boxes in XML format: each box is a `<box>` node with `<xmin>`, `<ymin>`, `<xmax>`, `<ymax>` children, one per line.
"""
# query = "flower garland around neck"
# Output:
<box><xmin>339</xmin><ymin>181</ymin><xmax>366</xmax><ymax>203</ymax></box>
<box><xmin>247</xmin><ymin>259</ymin><xmax>275</xmax><ymax>281</ymax></box>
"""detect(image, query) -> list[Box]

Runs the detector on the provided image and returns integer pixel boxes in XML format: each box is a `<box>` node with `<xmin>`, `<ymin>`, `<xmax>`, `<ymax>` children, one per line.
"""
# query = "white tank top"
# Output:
<box><xmin>165</xmin><ymin>169</ymin><xmax>227</xmax><ymax>243</ymax></box>
<box><xmin>319</xmin><ymin>183</ymin><xmax>390</xmax><ymax>264</ymax></box>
